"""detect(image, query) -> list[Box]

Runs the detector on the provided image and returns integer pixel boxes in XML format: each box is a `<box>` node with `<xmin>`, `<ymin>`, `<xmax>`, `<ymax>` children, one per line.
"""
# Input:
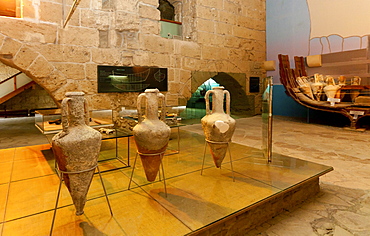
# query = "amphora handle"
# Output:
<box><xmin>137</xmin><ymin>93</ymin><xmax>146</xmax><ymax>124</ymax></box>
<box><xmin>137</xmin><ymin>90</ymin><xmax>165</xmax><ymax>123</ymax></box>
<box><xmin>224</xmin><ymin>90</ymin><xmax>231</xmax><ymax>115</ymax></box>
<box><xmin>205</xmin><ymin>89</ymin><xmax>230</xmax><ymax>115</ymax></box>
<box><xmin>205</xmin><ymin>90</ymin><xmax>214</xmax><ymax>115</ymax></box>
<box><xmin>61</xmin><ymin>98</ymin><xmax>71</xmax><ymax>133</ymax></box>
<box><xmin>158</xmin><ymin>92</ymin><xmax>166</xmax><ymax>121</ymax></box>
<box><xmin>84</xmin><ymin>98</ymin><xmax>90</xmax><ymax>125</ymax></box>
<box><xmin>61</xmin><ymin>96</ymin><xmax>90</xmax><ymax>132</ymax></box>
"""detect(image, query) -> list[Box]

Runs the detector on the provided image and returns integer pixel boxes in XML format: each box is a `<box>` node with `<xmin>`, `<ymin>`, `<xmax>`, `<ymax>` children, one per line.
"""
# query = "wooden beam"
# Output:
<box><xmin>63</xmin><ymin>0</ymin><xmax>82</xmax><ymax>28</ymax></box>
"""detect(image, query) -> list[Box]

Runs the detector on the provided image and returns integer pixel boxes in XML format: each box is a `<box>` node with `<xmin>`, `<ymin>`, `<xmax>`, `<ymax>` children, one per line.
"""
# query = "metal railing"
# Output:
<box><xmin>0</xmin><ymin>72</ymin><xmax>34</xmax><ymax>104</ymax></box>
<box><xmin>0</xmin><ymin>71</ymin><xmax>22</xmax><ymax>85</ymax></box>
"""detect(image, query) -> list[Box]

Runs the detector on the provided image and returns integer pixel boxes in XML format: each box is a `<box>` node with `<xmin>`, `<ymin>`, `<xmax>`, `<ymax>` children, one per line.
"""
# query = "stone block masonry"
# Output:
<box><xmin>0</xmin><ymin>0</ymin><xmax>266</xmax><ymax>120</ymax></box>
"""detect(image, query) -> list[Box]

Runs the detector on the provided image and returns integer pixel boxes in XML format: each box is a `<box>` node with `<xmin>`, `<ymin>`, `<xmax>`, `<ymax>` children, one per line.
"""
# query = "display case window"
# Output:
<box><xmin>158</xmin><ymin>0</ymin><xmax>183</xmax><ymax>39</ymax></box>
<box><xmin>250</xmin><ymin>77</ymin><xmax>260</xmax><ymax>93</ymax></box>
<box><xmin>35</xmin><ymin>109</ymin><xmax>114</xmax><ymax>134</ymax></box>
<box><xmin>0</xmin><ymin>0</ymin><xmax>22</xmax><ymax>18</ymax></box>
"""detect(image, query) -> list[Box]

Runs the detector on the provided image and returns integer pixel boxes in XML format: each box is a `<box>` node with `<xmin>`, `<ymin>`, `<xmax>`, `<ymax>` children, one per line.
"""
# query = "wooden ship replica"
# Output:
<box><xmin>278</xmin><ymin>49</ymin><xmax>370</xmax><ymax>130</ymax></box>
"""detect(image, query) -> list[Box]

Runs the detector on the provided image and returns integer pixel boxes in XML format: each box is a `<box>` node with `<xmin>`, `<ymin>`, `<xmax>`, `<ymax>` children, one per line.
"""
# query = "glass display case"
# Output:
<box><xmin>119</xmin><ymin>105</ymin><xmax>185</xmax><ymax>126</ymax></box>
<box><xmin>35</xmin><ymin>109</ymin><xmax>114</xmax><ymax>134</ymax></box>
<box><xmin>165</xmin><ymin>105</ymin><xmax>186</xmax><ymax>126</ymax></box>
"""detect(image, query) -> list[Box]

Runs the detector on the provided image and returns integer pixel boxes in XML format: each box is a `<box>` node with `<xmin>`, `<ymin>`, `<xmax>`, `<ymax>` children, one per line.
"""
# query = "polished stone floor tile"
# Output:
<box><xmin>89</xmin><ymin>169</ymin><xmax>137</xmax><ymax>197</ymax></box>
<box><xmin>104</xmin><ymin>188</ymin><xmax>192</xmax><ymax>236</ymax></box>
<box><xmin>231</xmin><ymin>154</ymin><xmax>333</xmax><ymax>189</ymax></box>
<box><xmin>124</xmin><ymin>131</ymin><xmax>257</xmax><ymax>188</ymax></box>
<box><xmin>0</xmin><ymin>184</ymin><xmax>9</xmax><ymax>222</ymax></box>
<box><xmin>13</xmin><ymin>144</ymin><xmax>51</xmax><ymax>161</ymax></box>
<box><xmin>5</xmin><ymin>174</ymin><xmax>71</xmax><ymax>221</ymax></box>
<box><xmin>11</xmin><ymin>157</ymin><xmax>55</xmax><ymax>182</ymax></box>
<box><xmin>0</xmin><ymin>148</ymin><xmax>15</xmax><ymax>163</ymax></box>
<box><xmin>98</xmin><ymin>158</ymin><xmax>128</xmax><ymax>172</ymax></box>
<box><xmin>0</xmin><ymin>162</ymin><xmax>12</xmax><ymax>185</ymax></box>
<box><xmin>0</xmin><ymin>121</ymin><xmax>335</xmax><ymax>235</ymax></box>
<box><xmin>2</xmin><ymin>210</ymin><xmax>54</xmax><ymax>236</ymax></box>
<box><xmin>3</xmin><ymin>188</ymin><xmax>192</xmax><ymax>236</ymax></box>
<box><xmin>141</xmin><ymin>169</ymin><xmax>281</xmax><ymax>230</ymax></box>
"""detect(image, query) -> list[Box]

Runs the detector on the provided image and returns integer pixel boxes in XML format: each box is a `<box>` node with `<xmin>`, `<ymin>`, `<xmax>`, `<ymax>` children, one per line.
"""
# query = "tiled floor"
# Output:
<box><xmin>0</xmin><ymin>127</ymin><xmax>332</xmax><ymax>236</ymax></box>
<box><xmin>185</xmin><ymin>116</ymin><xmax>370</xmax><ymax>235</ymax></box>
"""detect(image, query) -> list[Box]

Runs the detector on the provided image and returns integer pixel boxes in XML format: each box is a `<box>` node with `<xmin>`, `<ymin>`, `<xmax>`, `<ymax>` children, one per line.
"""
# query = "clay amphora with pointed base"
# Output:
<box><xmin>297</xmin><ymin>76</ymin><xmax>314</xmax><ymax>100</ymax></box>
<box><xmin>52</xmin><ymin>92</ymin><xmax>102</xmax><ymax>216</ymax></box>
<box><xmin>201</xmin><ymin>87</ymin><xmax>235</xmax><ymax>168</ymax></box>
<box><xmin>311</xmin><ymin>74</ymin><xmax>324</xmax><ymax>101</ymax></box>
<box><xmin>324</xmin><ymin>76</ymin><xmax>340</xmax><ymax>99</ymax></box>
<box><xmin>133</xmin><ymin>89</ymin><xmax>171</xmax><ymax>182</ymax></box>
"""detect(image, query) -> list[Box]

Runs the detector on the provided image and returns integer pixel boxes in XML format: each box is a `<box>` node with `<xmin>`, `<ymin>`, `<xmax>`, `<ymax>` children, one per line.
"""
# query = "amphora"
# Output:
<box><xmin>324</xmin><ymin>76</ymin><xmax>341</xmax><ymax>99</ymax></box>
<box><xmin>201</xmin><ymin>87</ymin><xmax>235</xmax><ymax>168</ymax></box>
<box><xmin>52</xmin><ymin>92</ymin><xmax>102</xmax><ymax>215</ymax></box>
<box><xmin>311</xmin><ymin>74</ymin><xmax>324</xmax><ymax>101</ymax></box>
<box><xmin>133</xmin><ymin>89</ymin><xmax>171</xmax><ymax>182</ymax></box>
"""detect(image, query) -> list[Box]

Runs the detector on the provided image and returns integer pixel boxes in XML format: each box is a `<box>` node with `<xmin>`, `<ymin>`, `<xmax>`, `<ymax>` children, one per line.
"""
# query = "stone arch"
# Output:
<box><xmin>188</xmin><ymin>71</ymin><xmax>253</xmax><ymax>115</ymax></box>
<box><xmin>0</xmin><ymin>35</ymin><xmax>68</xmax><ymax>106</ymax></box>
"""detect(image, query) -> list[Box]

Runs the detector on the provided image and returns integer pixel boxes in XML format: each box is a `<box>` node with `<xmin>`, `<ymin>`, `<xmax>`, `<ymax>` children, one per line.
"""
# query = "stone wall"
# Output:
<box><xmin>0</xmin><ymin>61</ymin><xmax>56</xmax><ymax>111</ymax></box>
<box><xmin>0</xmin><ymin>0</ymin><xmax>266</xmax><ymax>121</ymax></box>
<box><xmin>0</xmin><ymin>61</ymin><xmax>18</xmax><ymax>82</ymax></box>
<box><xmin>0</xmin><ymin>84</ymin><xmax>57</xmax><ymax>111</ymax></box>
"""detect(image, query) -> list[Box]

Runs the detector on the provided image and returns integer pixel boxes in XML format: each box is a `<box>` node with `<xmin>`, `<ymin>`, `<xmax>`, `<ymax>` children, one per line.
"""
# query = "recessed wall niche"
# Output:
<box><xmin>158</xmin><ymin>0</ymin><xmax>182</xmax><ymax>39</ymax></box>
<box><xmin>249</xmin><ymin>77</ymin><xmax>260</xmax><ymax>93</ymax></box>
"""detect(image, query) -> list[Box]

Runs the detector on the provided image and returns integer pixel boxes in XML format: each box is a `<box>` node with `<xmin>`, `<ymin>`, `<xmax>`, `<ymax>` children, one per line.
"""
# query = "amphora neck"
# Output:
<box><xmin>212</xmin><ymin>87</ymin><xmax>225</xmax><ymax>113</ymax></box>
<box><xmin>63</xmin><ymin>92</ymin><xmax>88</xmax><ymax>127</ymax></box>
<box><xmin>137</xmin><ymin>88</ymin><xmax>165</xmax><ymax>122</ymax></box>
<box><xmin>145</xmin><ymin>92</ymin><xmax>160</xmax><ymax>120</ymax></box>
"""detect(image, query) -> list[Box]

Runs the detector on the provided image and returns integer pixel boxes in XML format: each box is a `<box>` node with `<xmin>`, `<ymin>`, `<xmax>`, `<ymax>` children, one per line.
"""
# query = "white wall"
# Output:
<box><xmin>266</xmin><ymin>0</ymin><xmax>368</xmax><ymax>84</ymax></box>
<box><xmin>266</xmin><ymin>0</ymin><xmax>310</xmax><ymax>83</ymax></box>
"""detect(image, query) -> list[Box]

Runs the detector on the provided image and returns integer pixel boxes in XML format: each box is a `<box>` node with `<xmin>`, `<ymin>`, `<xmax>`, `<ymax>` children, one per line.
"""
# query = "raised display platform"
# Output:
<box><xmin>0</xmin><ymin>130</ymin><xmax>332</xmax><ymax>235</ymax></box>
